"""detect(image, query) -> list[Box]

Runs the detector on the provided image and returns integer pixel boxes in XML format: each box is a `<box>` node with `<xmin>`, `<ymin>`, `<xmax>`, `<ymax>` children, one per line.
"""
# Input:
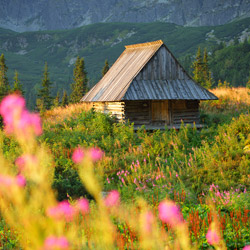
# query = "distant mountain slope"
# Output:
<box><xmin>0</xmin><ymin>0</ymin><xmax>250</xmax><ymax>32</ymax></box>
<box><xmin>0</xmin><ymin>18</ymin><xmax>249</xmax><ymax>108</ymax></box>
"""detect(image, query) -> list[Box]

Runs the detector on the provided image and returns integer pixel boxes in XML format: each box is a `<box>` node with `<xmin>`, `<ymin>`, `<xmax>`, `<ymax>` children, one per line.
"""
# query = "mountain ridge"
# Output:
<box><xmin>0</xmin><ymin>0</ymin><xmax>250</xmax><ymax>32</ymax></box>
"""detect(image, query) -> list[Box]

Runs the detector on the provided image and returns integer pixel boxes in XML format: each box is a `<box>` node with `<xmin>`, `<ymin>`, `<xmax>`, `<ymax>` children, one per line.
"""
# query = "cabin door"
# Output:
<box><xmin>151</xmin><ymin>100</ymin><xmax>170</xmax><ymax>125</ymax></box>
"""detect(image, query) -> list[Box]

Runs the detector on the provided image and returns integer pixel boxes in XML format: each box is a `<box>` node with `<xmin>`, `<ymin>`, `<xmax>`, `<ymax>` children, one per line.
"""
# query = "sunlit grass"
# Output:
<box><xmin>44</xmin><ymin>102</ymin><xmax>93</xmax><ymax>124</ymax></box>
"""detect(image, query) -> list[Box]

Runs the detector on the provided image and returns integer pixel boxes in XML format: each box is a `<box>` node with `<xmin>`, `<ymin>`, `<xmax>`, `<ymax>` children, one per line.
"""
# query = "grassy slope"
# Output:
<box><xmin>0</xmin><ymin>18</ymin><xmax>250</xmax><ymax>107</ymax></box>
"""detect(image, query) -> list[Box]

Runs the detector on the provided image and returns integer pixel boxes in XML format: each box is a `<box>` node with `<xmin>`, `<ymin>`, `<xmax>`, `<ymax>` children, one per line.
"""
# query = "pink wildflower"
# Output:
<box><xmin>16</xmin><ymin>175</ymin><xmax>26</xmax><ymax>187</ymax></box>
<box><xmin>0</xmin><ymin>174</ymin><xmax>26</xmax><ymax>187</ymax></box>
<box><xmin>47</xmin><ymin>201</ymin><xmax>76</xmax><ymax>221</ymax></box>
<box><xmin>143</xmin><ymin>211</ymin><xmax>154</xmax><ymax>233</ymax></box>
<box><xmin>0</xmin><ymin>94</ymin><xmax>42</xmax><ymax>136</ymax></box>
<box><xmin>0</xmin><ymin>94</ymin><xmax>25</xmax><ymax>118</ymax></box>
<box><xmin>243</xmin><ymin>246</ymin><xmax>250</xmax><ymax>250</ymax></box>
<box><xmin>43</xmin><ymin>236</ymin><xmax>69</xmax><ymax>250</ymax></box>
<box><xmin>206</xmin><ymin>228</ymin><xmax>220</xmax><ymax>245</ymax></box>
<box><xmin>89</xmin><ymin>147</ymin><xmax>103</xmax><ymax>162</ymax></box>
<box><xmin>158</xmin><ymin>200</ymin><xmax>183</xmax><ymax>226</ymax></box>
<box><xmin>15</xmin><ymin>154</ymin><xmax>38</xmax><ymax>171</ymax></box>
<box><xmin>76</xmin><ymin>198</ymin><xmax>89</xmax><ymax>214</ymax></box>
<box><xmin>21</xmin><ymin>112</ymin><xmax>42</xmax><ymax>136</ymax></box>
<box><xmin>0</xmin><ymin>175</ymin><xmax>15</xmax><ymax>187</ymax></box>
<box><xmin>104</xmin><ymin>190</ymin><xmax>120</xmax><ymax>207</ymax></box>
<box><xmin>72</xmin><ymin>147</ymin><xmax>84</xmax><ymax>163</ymax></box>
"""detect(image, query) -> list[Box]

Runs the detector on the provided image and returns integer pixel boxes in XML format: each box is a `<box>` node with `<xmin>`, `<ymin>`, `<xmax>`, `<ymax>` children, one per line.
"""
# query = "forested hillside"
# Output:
<box><xmin>0</xmin><ymin>18</ymin><xmax>250</xmax><ymax>108</ymax></box>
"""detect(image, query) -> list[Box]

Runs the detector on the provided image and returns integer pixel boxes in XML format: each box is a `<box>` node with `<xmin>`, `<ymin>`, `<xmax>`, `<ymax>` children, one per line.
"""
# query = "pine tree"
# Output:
<box><xmin>202</xmin><ymin>48</ymin><xmax>212</xmax><ymax>89</ymax></box>
<box><xmin>70</xmin><ymin>56</ymin><xmax>88</xmax><ymax>103</ymax></box>
<box><xmin>12</xmin><ymin>70</ymin><xmax>24</xmax><ymax>95</ymax></box>
<box><xmin>246</xmin><ymin>71</ymin><xmax>250</xmax><ymax>89</ymax></box>
<box><xmin>218</xmin><ymin>79</ymin><xmax>223</xmax><ymax>88</ymax></box>
<box><xmin>61</xmin><ymin>90</ymin><xmax>68</xmax><ymax>107</ymax></box>
<box><xmin>37</xmin><ymin>62</ymin><xmax>53</xmax><ymax>112</ymax></box>
<box><xmin>192</xmin><ymin>47</ymin><xmax>203</xmax><ymax>85</ymax></box>
<box><xmin>0</xmin><ymin>54</ymin><xmax>10</xmax><ymax>101</ymax></box>
<box><xmin>192</xmin><ymin>47</ymin><xmax>213</xmax><ymax>89</ymax></box>
<box><xmin>53</xmin><ymin>91</ymin><xmax>60</xmax><ymax>108</ymax></box>
<box><xmin>102</xmin><ymin>59</ymin><xmax>110</xmax><ymax>77</ymax></box>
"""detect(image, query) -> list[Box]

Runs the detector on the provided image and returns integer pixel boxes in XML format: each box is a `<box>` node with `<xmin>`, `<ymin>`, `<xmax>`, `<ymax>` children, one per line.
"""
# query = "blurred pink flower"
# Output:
<box><xmin>47</xmin><ymin>201</ymin><xmax>76</xmax><ymax>221</ymax></box>
<box><xmin>144</xmin><ymin>211</ymin><xmax>154</xmax><ymax>233</ymax></box>
<box><xmin>17</xmin><ymin>110</ymin><xmax>42</xmax><ymax>136</ymax></box>
<box><xmin>0</xmin><ymin>94</ymin><xmax>42</xmax><ymax>136</ymax></box>
<box><xmin>0</xmin><ymin>175</ymin><xmax>15</xmax><ymax>187</ymax></box>
<box><xmin>16</xmin><ymin>175</ymin><xmax>26</xmax><ymax>187</ymax></box>
<box><xmin>206</xmin><ymin>228</ymin><xmax>220</xmax><ymax>245</ymax></box>
<box><xmin>0</xmin><ymin>174</ymin><xmax>26</xmax><ymax>187</ymax></box>
<box><xmin>89</xmin><ymin>147</ymin><xmax>103</xmax><ymax>162</ymax></box>
<box><xmin>43</xmin><ymin>236</ymin><xmax>69</xmax><ymax>250</ymax></box>
<box><xmin>15</xmin><ymin>154</ymin><xmax>38</xmax><ymax>171</ymax></box>
<box><xmin>0</xmin><ymin>94</ymin><xmax>25</xmax><ymax>118</ymax></box>
<box><xmin>158</xmin><ymin>200</ymin><xmax>183</xmax><ymax>226</ymax></box>
<box><xmin>72</xmin><ymin>147</ymin><xmax>84</xmax><ymax>163</ymax></box>
<box><xmin>243</xmin><ymin>246</ymin><xmax>250</xmax><ymax>250</ymax></box>
<box><xmin>104</xmin><ymin>190</ymin><xmax>120</xmax><ymax>207</ymax></box>
<box><xmin>76</xmin><ymin>198</ymin><xmax>89</xmax><ymax>214</ymax></box>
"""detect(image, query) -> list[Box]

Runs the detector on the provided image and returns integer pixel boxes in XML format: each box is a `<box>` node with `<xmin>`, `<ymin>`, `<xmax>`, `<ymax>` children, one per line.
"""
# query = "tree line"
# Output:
<box><xmin>184</xmin><ymin>38</ymin><xmax>250</xmax><ymax>88</ymax></box>
<box><xmin>0</xmin><ymin>54</ymin><xmax>110</xmax><ymax>113</ymax></box>
<box><xmin>1</xmin><ymin>37</ymin><xmax>249</xmax><ymax>112</ymax></box>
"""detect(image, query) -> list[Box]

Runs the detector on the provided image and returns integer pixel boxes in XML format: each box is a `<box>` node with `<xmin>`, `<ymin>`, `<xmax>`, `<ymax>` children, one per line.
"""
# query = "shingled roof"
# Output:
<box><xmin>81</xmin><ymin>40</ymin><xmax>217</xmax><ymax>102</ymax></box>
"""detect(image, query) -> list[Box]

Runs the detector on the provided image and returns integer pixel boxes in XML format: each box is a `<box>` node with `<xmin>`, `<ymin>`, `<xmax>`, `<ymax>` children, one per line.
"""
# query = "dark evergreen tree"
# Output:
<box><xmin>192</xmin><ymin>47</ymin><xmax>212</xmax><ymax>89</ymax></box>
<box><xmin>0</xmin><ymin>54</ymin><xmax>10</xmax><ymax>101</ymax></box>
<box><xmin>192</xmin><ymin>47</ymin><xmax>203</xmax><ymax>84</ymax></box>
<box><xmin>102</xmin><ymin>59</ymin><xmax>110</xmax><ymax>77</ymax></box>
<box><xmin>70</xmin><ymin>56</ymin><xmax>88</xmax><ymax>103</ymax></box>
<box><xmin>202</xmin><ymin>48</ymin><xmax>212</xmax><ymax>89</ymax></box>
<box><xmin>61</xmin><ymin>90</ymin><xmax>68</xmax><ymax>107</ymax></box>
<box><xmin>246</xmin><ymin>71</ymin><xmax>250</xmax><ymax>89</ymax></box>
<box><xmin>12</xmin><ymin>70</ymin><xmax>24</xmax><ymax>95</ymax></box>
<box><xmin>37</xmin><ymin>62</ymin><xmax>53</xmax><ymax>112</ymax></box>
<box><xmin>53</xmin><ymin>91</ymin><xmax>60</xmax><ymax>108</ymax></box>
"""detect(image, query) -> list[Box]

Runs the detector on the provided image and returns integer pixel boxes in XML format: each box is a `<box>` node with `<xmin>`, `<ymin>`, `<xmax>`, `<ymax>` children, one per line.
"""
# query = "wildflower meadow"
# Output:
<box><xmin>0</xmin><ymin>89</ymin><xmax>249</xmax><ymax>249</ymax></box>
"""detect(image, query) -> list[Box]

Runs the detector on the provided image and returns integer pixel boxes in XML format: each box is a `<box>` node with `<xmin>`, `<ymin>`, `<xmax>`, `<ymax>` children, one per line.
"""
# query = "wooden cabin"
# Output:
<box><xmin>81</xmin><ymin>40</ymin><xmax>218</xmax><ymax>129</ymax></box>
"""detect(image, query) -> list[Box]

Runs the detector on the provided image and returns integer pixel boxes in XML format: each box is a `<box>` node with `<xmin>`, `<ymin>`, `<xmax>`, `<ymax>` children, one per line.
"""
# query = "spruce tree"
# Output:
<box><xmin>53</xmin><ymin>91</ymin><xmax>60</xmax><ymax>108</ymax></box>
<box><xmin>202</xmin><ymin>48</ymin><xmax>212</xmax><ymax>89</ymax></box>
<box><xmin>192</xmin><ymin>47</ymin><xmax>203</xmax><ymax>85</ymax></box>
<box><xmin>70</xmin><ymin>56</ymin><xmax>88</xmax><ymax>103</ymax></box>
<box><xmin>12</xmin><ymin>70</ymin><xmax>24</xmax><ymax>95</ymax></box>
<box><xmin>61</xmin><ymin>90</ymin><xmax>68</xmax><ymax>107</ymax></box>
<box><xmin>0</xmin><ymin>54</ymin><xmax>10</xmax><ymax>101</ymax></box>
<box><xmin>37</xmin><ymin>62</ymin><xmax>53</xmax><ymax>112</ymax></box>
<box><xmin>102</xmin><ymin>59</ymin><xmax>110</xmax><ymax>76</ymax></box>
<box><xmin>192</xmin><ymin>47</ymin><xmax>212</xmax><ymax>89</ymax></box>
<box><xmin>246</xmin><ymin>71</ymin><xmax>250</xmax><ymax>89</ymax></box>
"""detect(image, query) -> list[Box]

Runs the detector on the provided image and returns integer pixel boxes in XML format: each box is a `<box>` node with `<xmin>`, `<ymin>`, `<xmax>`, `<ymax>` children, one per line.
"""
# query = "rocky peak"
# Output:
<box><xmin>0</xmin><ymin>0</ymin><xmax>250</xmax><ymax>32</ymax></box>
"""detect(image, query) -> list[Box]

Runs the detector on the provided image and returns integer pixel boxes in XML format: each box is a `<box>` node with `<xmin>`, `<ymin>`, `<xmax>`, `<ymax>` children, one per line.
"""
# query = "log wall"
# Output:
<box><xmin>93</xmin><ymin>100</ymin><xmax>200</xmax><ymax>128</ymax></box>
<box><xmin>124</xmin><ymin>101</ymin><xmax>151</xmax><ymax>125</ymax></box>
<box><xmin>171</xmin><ymin>100</ymin><xmax>200</xmax><ymax>125</ymax></box>
<box><xmin>93</xmin><ymin>102</ymin><xmax>125</xmax><ymax>121</ymax></box>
